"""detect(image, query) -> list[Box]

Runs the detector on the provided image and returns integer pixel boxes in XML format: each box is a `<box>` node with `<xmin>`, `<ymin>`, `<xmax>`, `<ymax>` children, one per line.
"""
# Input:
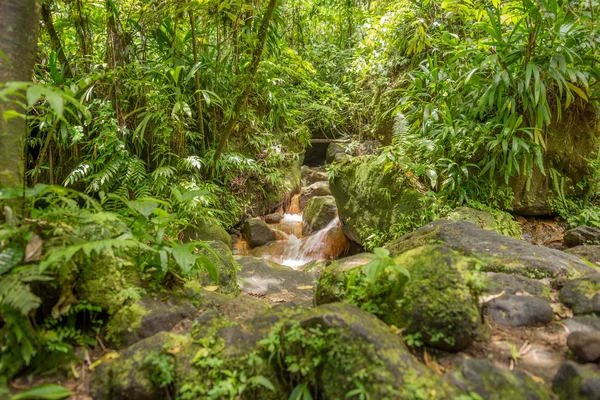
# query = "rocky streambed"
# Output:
<box><xmin>49</xmin><ymin>152</ymin><xmax>600</xmax><ymax>400</ymax></box>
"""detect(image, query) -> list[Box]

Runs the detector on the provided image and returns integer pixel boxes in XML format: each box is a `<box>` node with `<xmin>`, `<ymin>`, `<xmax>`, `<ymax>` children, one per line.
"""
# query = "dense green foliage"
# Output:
<box><xmin>0</xmin><ymin>0</ymin><xmax>599</xmax><ymax>394</ymax></box>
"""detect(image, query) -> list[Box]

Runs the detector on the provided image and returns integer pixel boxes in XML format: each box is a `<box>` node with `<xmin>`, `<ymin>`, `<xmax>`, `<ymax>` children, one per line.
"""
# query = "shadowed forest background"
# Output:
<box><xmin>1</xmin><ymin>0</ymin><xmax>600</xmax><ymax>398</ymax></box>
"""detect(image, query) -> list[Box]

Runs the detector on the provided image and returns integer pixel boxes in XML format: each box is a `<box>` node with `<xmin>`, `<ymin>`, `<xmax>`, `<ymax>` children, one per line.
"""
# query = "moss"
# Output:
<box><xmin>447</xmin><ymin>207</ymin><xmax>522</xmax><ymax>238</ymax></box>
<box><xmin>76</xmin><ymin>254</ymin><xmax>142</xmax><ymax>312</ymax></box>
<box><xmin>302</xmin><ymin>195</ymin><xmax>337</xmax><ymax>235</ymax></box>
<box><xmin>329</xmin><ymin>155</ymin><xmax>428</xmax><ymax>245</ymax></box>
<box><xmin>317</xmin><ymin>246</ymin><xmax>481</xmax><ymax>351</ymax></box>
<box><xmin>105</xmin><ymin>302</ymin><xmax>149</xmax><ymax>347</ymax></box>
<box><xmin>392</xmin><ymin>245</ymin><xmax>481</xmax><ymax>351</ymax></box>
<box><xmin>184</xmin><ymin>218</ymin><xmax>232</xmax><ymax>249</ymax></box>
<box><xmin>198</xmin><ymin>241</ymin><xmax>241</xmax><ymax>296</ymax></box>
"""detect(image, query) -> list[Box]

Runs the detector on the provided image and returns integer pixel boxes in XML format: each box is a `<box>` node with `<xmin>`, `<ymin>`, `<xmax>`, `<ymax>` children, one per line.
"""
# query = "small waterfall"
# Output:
<box><xmin>252</xmin><ymin>216</ymin><xmax>350</xmax><ymax>270</ymax></box>
<box><xmin>287</xmin><ymin>193</ymin><xmax>301</xmax><ymax>215</ymax></box>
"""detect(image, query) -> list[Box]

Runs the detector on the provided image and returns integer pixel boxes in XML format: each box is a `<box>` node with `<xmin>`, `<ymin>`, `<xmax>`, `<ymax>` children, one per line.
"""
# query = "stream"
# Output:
<box><xmin>233</xmin><ymin>171</ymin><xmax>351</xmax><ymax>270</ymax></box>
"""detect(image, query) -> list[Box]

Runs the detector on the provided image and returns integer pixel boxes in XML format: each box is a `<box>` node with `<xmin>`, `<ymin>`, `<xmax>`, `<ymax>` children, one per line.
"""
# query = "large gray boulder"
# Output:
<box><xmin>385</xmin><ymin>220</ymin><xmax>593</xmax><ymax>279</ymax></box>
<box><xmin>565</xmin><ymin>226</ymin><xmax>600</xmax><ymax>248</ymax></box>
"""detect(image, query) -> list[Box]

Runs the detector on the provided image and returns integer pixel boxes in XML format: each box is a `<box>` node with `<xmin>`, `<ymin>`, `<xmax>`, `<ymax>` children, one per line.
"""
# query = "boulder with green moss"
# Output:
<box><xmin>447</xmin><ymin>359</ymin><xmax>551</xmax><ymax>400</ymax></box>
<box><xmin>198</xmin><ymin>240</ymin><xmax>241</xmax><ymax>295</ymax></box>
<box><xmin>560</xmin><ymin>273</ymin><xmax>600</xmax><ymax>315</ymax></box>
<box><xmin>76</xmin><ymin>254</ymin><xmax>142</xmax><ymax>313</ymax></box>
<box><xmin>302</xmin><ymin>195</ymin><xmax>337</xmax><ymax>235</ymax></box>
<box><xmin>329</xmin><ymin>155</ymin><xmax>426</xmax><ymax>245</ymax></box>
<box><xmin>553</xmin><ymin>361</ymin><xmax>600</xmax><ymax>400</ymax></box>
<box><xmin>299</xmin><ymin>181</ymin><xmax>332</xmax><ymax>210</ymax></box>
<box><xmin>509</xmin><ymin>103</ymin><xmax>599</xmax><ymax>216</ymax></box>
<box><xmin>105</xmin><ymin>295</ymin><xmax>198</xmax><ymax>348</ymax></box>
<box><xmin>92</xmin><ymin>302</ymin><xmax>454</xmax><ymax>400</ymax></box>
<box><xmin>182</xmin><ymin>218</ymin><xmax>232</xmax><ymax>249</ymax></box>
<box><xmin>385</xmin><ymin>219</ymin><xmax>592</xmax><ymax>279</ymax></box>
<box><xmin>317</xmin><ymin>245</ymin><xmax>481</xmax><ymax>351</ymax></box>
<box><xmin>447</xmin><ymin>206</ymin><xmax>522</xmax><ymax>238</ymax></box>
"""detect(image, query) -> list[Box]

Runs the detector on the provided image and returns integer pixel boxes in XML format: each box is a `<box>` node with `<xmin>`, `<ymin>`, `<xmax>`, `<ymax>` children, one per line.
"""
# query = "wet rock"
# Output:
<box><xmin>317</xmin><ymin>245</ymin><xmax>481</xmax><ymax>351</ymax></box>
<box><xmin>568</xmin><ymin>331</ymin><xmax>600</xmax><ymax>362</ymax></box>
<box><xmin>486</xmin><ymin>272</ymin><xmax>550</xmax><ymax>298</ymax></box>
<box><xmin>485</xmin><ymin>294</ymin><xmax>554</xmax><ymax>327</ymax></box>
<box><xmin>182</xmin><ymin>218</ymin><xmax>232</xmax><ymax>249</ymax></box>
<box><xmin>447</xmin><ymin>207</ymin><xmax>522</xmax><ymax>238</ymax></box>
<box><xmin>553</xmin><ymin>361</ymin><xmax>600</xmax><ymax>400</ymax></box>
<box><xmin>235</xmin><ymin>256</ymin><xmax>317</xmax><ymax>304</ymax></box>
<box><xmin>560</xmin><ymin>273</ymin><xmax>600</xmax><ymax>315</ymax></box>
<box><xmin>447</xmin><ymin>359</ymin><xmax>551</xmax><ymax>400</ymax></box>
<box><xmin>567</xmin><ymin>245</ymin><xmax>600</xmax><ymax>268</ymax></box>
<box><xmin>299</xmin><ymin>181</ymin><xmax>331</xmax><ymax>210</ymax></box>
<box><xmin>302</xmin><ymin>195</ymin><xmax>337</xmax><ymax>235</ymax></box>
<box><xmin>385</xmin><ymin>220</ymin><xmax>593</xmax><ymax>279</ymax></box>
<box><xmin>564</xmin><ymin>226</ymin><xmax>600</xmax><ymax>248</ymax></box>
<box><xmin>264</xmin><ymin>213</ymin><xmax>284</xmax><ymax>224</ymax></box>
<box><xmin>242</xmin><ymin>218</ymin><xmax>276</xmax><ymax>248</ymax></box>
<box><xmin>330</xmin><ymin>155</ymin><xmax>427</xmax><ymax>245</ymax></box>
<box><xmin>301</xmin><ymin>165</ymin><xmax>328</xmax><ymax>186</ymax></box>
<box><xmin>326</xmin><ymin>143</ymin><xmax>347</xmax><ymax>163</ymax></box>
<box><xmin>564</xmin><ymin>316</ymin><xmax>600</xmax><ymax>333</ymax></box>
<box><xmin>105</xmin><ymin>295</ymin><xmax>198</xmax><ymax>348</ymax></box>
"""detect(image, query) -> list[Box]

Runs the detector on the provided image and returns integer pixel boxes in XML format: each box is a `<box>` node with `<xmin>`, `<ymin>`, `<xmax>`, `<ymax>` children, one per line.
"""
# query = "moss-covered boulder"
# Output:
<box><xmin>447</xmin><ymin>206</ymin><xmax>522</xmax><ymax>238</ymax></box>
<box><xmin>553</xmin><ymin>361</ymin><xmax>600</xmax><ymax>400</ymax></box>
<box><xmin>302</xmin><ymin>195</ymin><xmax>337</xmax><ymax>235</ymax></box>
<box><xmin>385</xmin><ymin>219</ymin><xmax>593</xmax><ymax>279</ymax></box>
<box><xmin>447</xmin><ymin>359</ymin><xmax>551</xmax><ymax>400</ymax></box>
<box><xmin>560</xmin><ymin>273</ymin><xmax>600</xmax><ymax>315</ymax></box>
<box><xmin>509</xmin><ymin>103</ymin><xmax>599</xmax><ymax>216</ymax></box>
<box><xmin>326</xmin><ymin>143</ymin><xmax>347</xmax><ymax>163</ymax></box>
<box><xmin>566</xmin><ymin>245</ymin><xmax>600</xmax><ymax>268</ymax></box>
<box><xmin>182</xmin><ymin>218</ymin><xmax>232</xmax><ymax>249</ymax></box>
<box><xmin>198</xmin><ymin>240</ymin><xmax>241</xmax><ymax>295</ymax></box>
<box><xmin>299</xmin><ymin>181</ymin><xmax>331</xmax><ymax>210</ymax></box>
<box><xmin>105</xmin><ymin>295</ymin><xmax>198</xmax><ymax>348</ymax></box>
<box><xmin>92</xmin><ymin>302</ymin><xmax>454</xmax><ymax>400</ymax></box>
<box><xmin>91</xmin><ymin>331</ymin><xmax>194</xmax><ymax>400</ymax></box>
<box><xmin>317</xmin><ymin>245</ymin><xmax>481</xmax><ymax>351</ymax></box>
<box><xmin>329</xmin><ymin>155</ymin><xmax>426</xmax><ymax>245</ymax></box>
<box><xmin>76</xmin><ymin>254</ymin><xmax>142</xmax><ymax>313</ymax></box>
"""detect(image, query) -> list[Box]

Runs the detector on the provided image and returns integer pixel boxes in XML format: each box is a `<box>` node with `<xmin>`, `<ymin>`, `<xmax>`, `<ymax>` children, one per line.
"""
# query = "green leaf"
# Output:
<box><xmin>171</xmin><ymin>244</ymin><xmax>196</xmax><ymax>275</ymax></box>
<box><xmin>250</xmin><ymin>376</ymin><xmax>275</xmax><ymax>391</ymax></box>
<box><xmin>26</xmin><ymin>85</ymin><xmax>44</xmax><ymax>107</ymax></box>
<box><xmin>12</xmin><ymin>384</ymin><xmax>72</xmax><ymax>400</ymax></box>
<box><xmin>128</xmin><ymin>200</ymin><xmax>159</xmax><ymax>218</ymax></box>
<box><xmin>0</xmin><ymin>245</ymin><xmax>24</xmax><ymax>275</ymax></box>
<box><xmin>198</xmin><ymin>255</ymin><xmax>219</xmax><ymax>283</ymax></box>
<box><xmin>373</xmin><ymin>247</ymin><xmax>389</xmax><ymax>259</ymax></box>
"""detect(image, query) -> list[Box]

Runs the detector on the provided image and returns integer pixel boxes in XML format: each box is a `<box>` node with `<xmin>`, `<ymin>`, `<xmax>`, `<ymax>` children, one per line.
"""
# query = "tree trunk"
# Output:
<box><xmin>41</xmin><ymin>0</ymin><xmax>72</xmax><ymax>79</ymax></box>
<box><xmin>212</xmin><ymin>0</ymin><xmax>279</xmax><ymax>169</ymax></box>
<box><xmin>189</xmin><ymin>10</ymin><xmax>206</xmax><ymax>152</ymax></box>
<box><xmin>0</xmin><ymin>0</ymin><xmax>41</xmax><ymax>187</ymax></box>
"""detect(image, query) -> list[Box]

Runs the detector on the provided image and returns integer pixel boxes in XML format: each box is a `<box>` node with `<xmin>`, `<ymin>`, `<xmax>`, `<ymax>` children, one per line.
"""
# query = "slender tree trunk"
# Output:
<box><xmin>0</xmin><ymin>0</ymin><xmax>41</xmax><ymax>187</ymax></box>
<box><xmin>212</xmin><ymin>0</ymin><xmax>279</xmax><ymax>170</ymax></box>
<box><xmin>41</xmin><ymin>1</ymin><xmax>72</xmax><ymax>78</ymax></box>
<box><xmin>190</xmin><ymin>10</ymin><xmax>206</xmax><ymax>152</ymax></box>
